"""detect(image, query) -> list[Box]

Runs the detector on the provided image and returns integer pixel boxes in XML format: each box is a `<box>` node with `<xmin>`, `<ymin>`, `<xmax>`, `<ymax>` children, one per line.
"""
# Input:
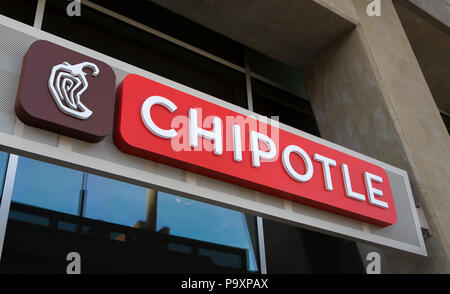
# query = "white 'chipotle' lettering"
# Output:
<box><xmin>140</xmin><ymin>96</ymin><xmax>388</xmax><ymax>209</ymax></box>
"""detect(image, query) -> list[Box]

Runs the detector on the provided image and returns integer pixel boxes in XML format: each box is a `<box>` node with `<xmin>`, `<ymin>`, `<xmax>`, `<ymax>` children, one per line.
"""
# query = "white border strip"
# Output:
<box><xmin>0</xmin><ymin>155</ymin><xmax>19</xmax><ymax>261</ymax></box>
<box><xmin>33</xmin><ymin>0</ymin><xmax>46</xmax><ymax>29</ymax></box>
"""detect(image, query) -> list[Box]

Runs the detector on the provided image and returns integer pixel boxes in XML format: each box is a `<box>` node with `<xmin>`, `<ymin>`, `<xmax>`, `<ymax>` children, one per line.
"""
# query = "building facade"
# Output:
<box><xmin>0</xmin><ymin>0</ymin><xmax>448</xmax><ymax>274</ymax></box>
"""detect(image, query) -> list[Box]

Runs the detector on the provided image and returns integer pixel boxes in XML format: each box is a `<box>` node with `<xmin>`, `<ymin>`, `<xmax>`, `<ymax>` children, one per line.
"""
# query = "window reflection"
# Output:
<box><xmin>4</xmin><ymin>156</ymin><xmax>259</xmax><ymax>273</ymax></box>
<box><xmin>0</xmin><ymin>151</ymin><xmax>8</xmax><ymax>197</ymax></box>
<box><xmin>252</xmin><ymin>78</ymin><xmax>320</xmax><ymax>136</ymax></box>
<box><xmin>83</xmin><ymin>175</ymin><xmax>259</xmax><ymax>271</ymax></box>
<box><xmin>42</xmin><ymin>0</ymin><xmax>248</xmax><ymax>108</ymax></box>
<box><xmin>247</xmin><ymin>48</ymin><xmax>308</xmax><ymax>99</ymax></box>
<box><xmin>11</xmin><ymin>157</ymin><xmax>83</xmax><ymax>215</ymax></box>
<box><xmin>0</xmin><ymin>0</ymin><xmax>38</xmax><ymax>26</ymax></box>
<box><xmin>83</xmin><ymin>174</ymin><xmax>148</xmax><ymax>227</ymax></box>
<box><xmin>441</xmin><ymin>113</ymin><xmax>450</xmax><ymax>135</ymax></box>
<box><xmin>157</xmin><ymin>192</ymin><xmax>259</xmax><ymax>272</ymax></box>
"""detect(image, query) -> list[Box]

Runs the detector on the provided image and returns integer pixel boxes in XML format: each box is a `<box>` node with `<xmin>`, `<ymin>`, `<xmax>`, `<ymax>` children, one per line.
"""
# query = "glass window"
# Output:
<box><xmin>90</xmin><ymin>0</ymin><xmax>245</xmax><ymax>66</ymax></box>
<box><xmin>0</xmin><ymin>0</ymin><xmax>37</xmax><ymax>26</ymax></box>
<box><xmin>441</xmin><ymin>113</ymin><xmax>450</xmax><ymax>135</ymax></box>
<box><xmin>11</xmin><ymin>156</ymin><xmax>83</xmax><ymax>215</ymax></box>
<box><xmin>79</xmin><ymin>174</ymin><xmax>259</xmax><ymax>272</ymax></box>
<box><xmin>247</xmin><ymin>48</ymin><xmax>308</xmax><ymax>98</ymax></box>
<box><xmin>252</xmin><ymin>78</ymin><xmax>320</xmax><ymax>136</ymax></box>
<box><xmin>83</xmin><ymin>174</ymin><xmax>148</xmax><ymax>227</ymax></box>
<box><xmin>42</xmin><ymin>0</ymin><xmax>247</xmax><ymax>108</ymax></box>
<box><xmin>8</xmin><ymin>210</ymin><xmax>50</xmax><ymax>227</ymax></box>
<box><xmin>157</xmin><ymin>192</ymin><xmax>259</xmax><ymax>272</ymax></box>
<box><xmin>262</xmin><ymin>219</ymin><xmax>364</xmax><ymax>273</ymax></box>
<box><xmin>0</xmin><ymin>151</ymin><xmax>8</xmax><ymax>197</ymax></box>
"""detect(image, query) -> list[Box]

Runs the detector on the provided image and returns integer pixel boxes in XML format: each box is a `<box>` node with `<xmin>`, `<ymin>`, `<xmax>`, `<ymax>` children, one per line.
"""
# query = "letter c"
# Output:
<box><xmin>141</xmin><ymin>96</ymin><xmax>177</xmax><ymax>139</ymax></box>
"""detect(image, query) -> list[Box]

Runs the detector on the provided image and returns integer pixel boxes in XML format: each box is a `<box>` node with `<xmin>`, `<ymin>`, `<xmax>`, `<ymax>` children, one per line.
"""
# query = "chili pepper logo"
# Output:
<box><xmin>48</xmin><ymin>61</ymin><xmax>99</xmax><ymax>120</ymax></box>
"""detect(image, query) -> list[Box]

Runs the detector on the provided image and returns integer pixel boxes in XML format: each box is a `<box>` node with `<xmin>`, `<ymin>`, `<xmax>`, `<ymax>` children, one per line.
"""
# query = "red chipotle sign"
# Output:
<box><xmin>15</xmin><ymin>41</ymin><xmax>397</xmax><ymax>227</ymax></box>
<box><xmin>114</xmin><ymin>74</ymin><xmax>397</xmax><ymax>227</ymax></box>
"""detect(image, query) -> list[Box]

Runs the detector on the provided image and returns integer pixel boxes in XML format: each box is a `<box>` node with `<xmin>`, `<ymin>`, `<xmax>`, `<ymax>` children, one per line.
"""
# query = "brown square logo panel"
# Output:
<box><xmin>15</xmin><ymin>40</ymin><xmax>116</xmax><ymax>143</ymax></box>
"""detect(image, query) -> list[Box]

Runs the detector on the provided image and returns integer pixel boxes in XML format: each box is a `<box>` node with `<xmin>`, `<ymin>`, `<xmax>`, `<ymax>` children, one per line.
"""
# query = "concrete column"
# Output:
<box><xmin>303</xmin><ymin>0</ymin><xmax>450</xmax><ymax>273</ymax></box>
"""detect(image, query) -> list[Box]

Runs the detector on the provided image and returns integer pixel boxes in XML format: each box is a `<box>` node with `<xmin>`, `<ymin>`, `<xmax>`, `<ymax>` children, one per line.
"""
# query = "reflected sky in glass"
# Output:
<box><xmin>12</xmin><ymin>157</ymin><xmax>82</xmax><ymax>215</ymax></box>
<box><xmin>0</xmin><ymin>151</ymin><xmax>9</xmax><ymax>197</ymax></box>
<box><xmin>157</xmin><ymin>192</ymin><xmax>258</xmax><ymax>271</ymax></box>
<box><xmin>84</xmin><ymin>177</ymin><xmax>259</xmax><ymax>271</ymax></box>
<box><xmin>9</xmin><ymin>156</ymin><xmax>259</xmax><ymax>272</ymax></box>
<box><xmin>83</xmin><ymin>174</ymin><xmax>147</xmax><ymax>226</ymax></box>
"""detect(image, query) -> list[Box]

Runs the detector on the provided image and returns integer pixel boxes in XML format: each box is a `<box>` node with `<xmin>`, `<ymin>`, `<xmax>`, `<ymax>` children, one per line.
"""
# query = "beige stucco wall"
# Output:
<box><xmin>303</xmin><ymin>0</ymin><xmax>450</xmax><ymax>273</ymax></box>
